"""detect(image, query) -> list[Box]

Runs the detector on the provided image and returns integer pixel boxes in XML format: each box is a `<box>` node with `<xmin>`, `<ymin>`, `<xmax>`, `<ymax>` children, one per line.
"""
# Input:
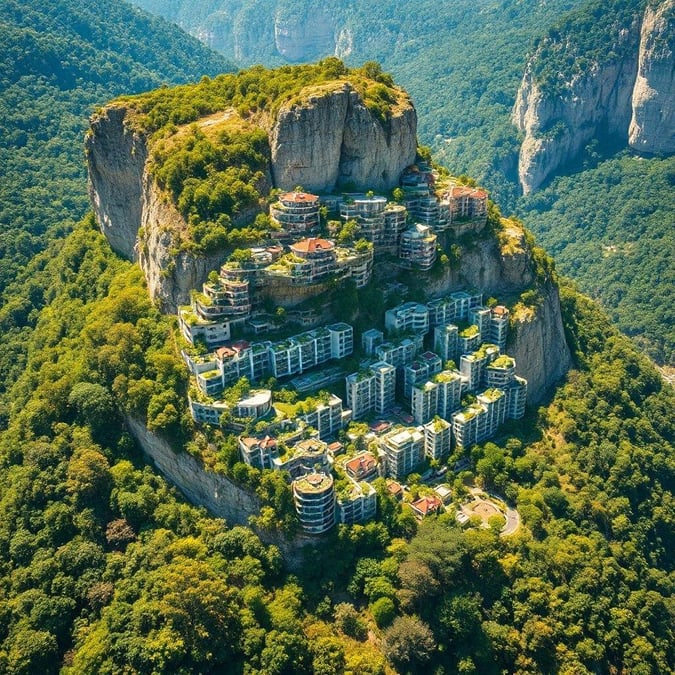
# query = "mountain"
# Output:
<box><xmin>129</xmin><ymin>0</ymin><xmax>588</xmax><ymax>206</ymax></box>
<box><xmin>0</xmin><ymin>3</ymin><xmax>672</xmax><ymax>674</ymax></box>
<box><xmin>513</xmin><ymin>0</ymin><xmax>674</xmax><ymax>194</ymax></box>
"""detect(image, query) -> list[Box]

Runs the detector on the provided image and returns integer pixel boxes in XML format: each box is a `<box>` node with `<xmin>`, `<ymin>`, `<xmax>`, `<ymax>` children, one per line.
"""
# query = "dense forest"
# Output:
<box><xmin>0</xmin><ymin>0</ymin><xmax>232</xmax><ymax>300</ymax></box>
<box><xmin>0</xmin><ymin>1</ymin><xmax>673</xmax><ymax>672</ymax></box>
<box><xmin>0</xmin><ymin>0</ymin><xmax>231</xmax><ymax>415</ymax></box>
<box><xmin>521</xmin><ymin>153</ymin><xmax>675</xmax><ymax>366</ymax></box>
<box><xmin>0</xmin><ymin>216</ymin><xmax>672</xmax><ymax>673</ymax></box>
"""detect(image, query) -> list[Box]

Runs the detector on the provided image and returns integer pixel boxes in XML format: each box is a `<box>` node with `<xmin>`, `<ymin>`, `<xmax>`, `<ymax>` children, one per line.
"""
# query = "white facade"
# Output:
<box><xmin>423</xmin><ymin>418</ymin><xmax>452</xmax><ymax>461</ymax></box>
<box><xmin>380</xmin><ymin>426</ymin><xmax>425</xmax><ymax>480</ymax></box>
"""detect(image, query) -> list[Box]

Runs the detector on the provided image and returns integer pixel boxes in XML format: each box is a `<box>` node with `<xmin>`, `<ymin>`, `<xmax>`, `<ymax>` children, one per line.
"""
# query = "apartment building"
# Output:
<box><xmin>423</xmin><ymin>417</ymin><xmax>452</xmax><ymax>461</ymax></box>
<box><xmin>337</xmin><ymin>481</ymin><xmax>377</xmax><ymax>525</ymax></box>
<box><xmin>270</xmin><ymin>191</ymin><xmax>320</xmax><ymax>233</ymax></box>
<box><xmin>289</xmin><ymin>238</ymin><xmax>337</xmax><ymax>283</ymax></box>
<box><xmin>345</xmin><ymin>361</ymin><xmax>396</xmax><ymax>419</ymax></box>
<box><xmin>434</xmin><ymin>323</ymin><xmax>459</xmax><ymax>362</ymax></box>
<box><xmin>292</xmin><ymin>472</ymin><xmax>336</xmax><ymax>534</ymax></box>
<box><xmin>490</xmin><ymin>305</ymin><xmax>509</xmax><ymax>350</ymax></box>
<box><xmin>399</xmin><ymin>223</ymin><xmax>437</xmax><ymax>270</ymax></box>
<box><xmin>376</xmin><ymin>335</ymin><xmax>424</xmax><ymax>369</ymax></box>
<box><xmin>385</xmin><ymin>301</ymin><xmax>430</xmax><ymax>335</ymax></box>
<box><xmin>380</xmin><ymin>426</ymin><xmax>425</xmax><ymax>480</ymax></box>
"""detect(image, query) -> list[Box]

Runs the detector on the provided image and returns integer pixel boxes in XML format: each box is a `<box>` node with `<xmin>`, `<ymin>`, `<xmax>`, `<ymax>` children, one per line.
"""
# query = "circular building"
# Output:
<box><xmin>292</xmin><ymin>472</ymin><xmax>335</xmax><ymax>534</ymax></box>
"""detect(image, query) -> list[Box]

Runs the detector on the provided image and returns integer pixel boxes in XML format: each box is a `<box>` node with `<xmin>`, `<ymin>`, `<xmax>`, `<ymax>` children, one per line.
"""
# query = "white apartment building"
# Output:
<box><xmin>345</xmin><ymin>361</ymin><xmax>396</xmax><ymax>419</ymax></box>
<box><xmin>434</xmin><ymin>323</ymin><xmax>459</xmax><ymax>362</ymax></box>
<box><xmin>380</xmin><ymin>426</ymin><xmax>425</xmax><ymax>480</ymax></box>
<box><xmin>423</xmin><ymin>417</ymin><xmax>452</xmax><ymax>461</ymax></box>
<box><xmin>399</xmin><ymin>223</ymin><xmax>437</xmax><ymax>271</ymax></box>
<box><xmin>385</xmin><ymin>301</ymin><xmax>430</xmax><ymax>335</ymax></box>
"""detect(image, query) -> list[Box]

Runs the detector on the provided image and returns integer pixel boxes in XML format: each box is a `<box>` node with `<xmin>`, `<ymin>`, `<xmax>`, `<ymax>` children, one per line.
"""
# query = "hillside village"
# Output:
<box><xmin>178</xmin><ymin>162</ymin><xmax>527</xmax><ymax>534</ymax></box>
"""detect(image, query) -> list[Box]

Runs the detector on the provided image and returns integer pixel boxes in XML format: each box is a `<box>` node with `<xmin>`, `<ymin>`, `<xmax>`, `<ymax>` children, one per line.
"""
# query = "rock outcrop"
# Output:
<box><xmin>628</xmin><ymin>0</ymin><xmax>675</xmax><ymax>154</ymax></box>
<box><xmin>269</xmin><ymin>82</ymin><xmax>417</xmax><ymax>192</ymax></box>
<box><xmin>86</xmin><ymin>106</ymin><xmax>147</xmax><ymax>260</ymax></box>
<box><xmin>509</xmin><ymin>283</ymin><xmax>571</xmax><ymax>404</ymax></box>
<box><xmin>125</xmin><ymin>416</ymin><xmax>316</xmax><ymax>568</ymax></box>
<box><xmin>513</xmin><ymin>2</ymin><xmax>674</xmax><ymax>194</ymax></box>
<box><xmin>427</xmin><ymin>222</ymin><xmax>570</xmax><ymax>402</ymax></box>
<box><xmin>86</xmin><ymin>79</ymin><xmax>416</xmax><ymax>310</ymax></box>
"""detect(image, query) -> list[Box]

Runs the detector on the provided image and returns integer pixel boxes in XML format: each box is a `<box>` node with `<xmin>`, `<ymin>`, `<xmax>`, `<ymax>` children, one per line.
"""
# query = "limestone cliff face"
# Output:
<box><xmin>274</xmin><ymin>9</ymin><xmax>336</xmax><ymax>62</ymax></box>
<box><xmin>513</xmin><ymin>1</ymin><xmax>674</xmax><ymax>194</ymax></box>
<box><xmin>629</xmin><ymin>0</ymin><xmax>675</xmax><ymax>154</ymax></box>
<box><xmin>427</xmin><ymin>223</ymin><xmax>570</xmax><ymax>402</ymax></box>
<box><xmin>509</xmin><ymin>283</ymin><xmax>571</xmax><ymax>404</ymax></box>
<box><xmin>125</xmin><ymin>416</ymin><xmax>315</xmax><ymax>568</ymax></box>
<box><xmin>86</xmin><ymin>106</ymin><xmax>233</xmax><ymax>312</ymax></box>
<box><xmin>87</xmin><ymin>83</ymin><xmax>416</xmax><ymax>309</ymax></box>
<box><xmin>86</xmin><ymin>106</ymin><xmax>147</xmax><ymax>260</ymax></box>
<box><xmin>269</xmin><ymin>82</ymin><xmax>417</xmax><ymax>192</ymax></box>
<box><xmin>513</xmin><ymin>26</ymin><xmax>640</xmax><ymax>195</ymax></box>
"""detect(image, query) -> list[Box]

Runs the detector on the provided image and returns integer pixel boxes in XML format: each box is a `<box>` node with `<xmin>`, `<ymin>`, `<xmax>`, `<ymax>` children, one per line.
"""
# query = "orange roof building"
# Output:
<box><xmin>270</xmin><ymin>192</ymin><xmax>320</xmax><ymax>232</ymax></box>
<box><xmin>410</xmin><ymin>495</ymin><xmax>443</xmax><ymax>518</ymax></box>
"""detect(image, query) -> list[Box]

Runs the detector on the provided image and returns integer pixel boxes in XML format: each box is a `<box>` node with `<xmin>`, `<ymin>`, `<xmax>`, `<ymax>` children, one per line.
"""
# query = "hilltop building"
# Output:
<box><xmin>399</xmin><ymin>223</ymin><xmax>437</xmax><ymax>270</ymax></box>
<box><xmin>346</xmin><ymin>361</ymin><xmax>396</xmax><ymax>419</ymax></box>
<box><xmin>270</xmin><ymin>191</ymin><xmax>320</xmax><ymax>233</ymax></box>
<box><xmin>292</xmin><ymin>472</ymin><xmax>336</xmax><ymax>534</ymax></box>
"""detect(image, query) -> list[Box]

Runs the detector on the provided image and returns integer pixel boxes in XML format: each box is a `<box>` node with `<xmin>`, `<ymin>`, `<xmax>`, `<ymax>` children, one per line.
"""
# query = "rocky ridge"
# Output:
<box><xmin>86</xmin><ymin>79</ymin><xmax>416</xmax><ymax>311</ymax></box>
<box><xmin>629</xmin><ymin>0</ymin><xmax>675</xmax><ymax>154</ymax></box>
<box><xmin>513</xmin><ymin>1</ymin><xmax>674</xmax><ymax>194</ymax></box>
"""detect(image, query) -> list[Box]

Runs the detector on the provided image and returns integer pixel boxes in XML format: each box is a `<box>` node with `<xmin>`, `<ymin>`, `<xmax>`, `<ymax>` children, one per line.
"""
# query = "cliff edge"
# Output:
<box><xmin>513</xmin><ymin>1</ymin><xmax>674</xmax><ymax>194</ymax></box>
<box><xmin>86</xmin><ymin>66</ymin><xmax>416</xmax><ymax>311</ymax></box>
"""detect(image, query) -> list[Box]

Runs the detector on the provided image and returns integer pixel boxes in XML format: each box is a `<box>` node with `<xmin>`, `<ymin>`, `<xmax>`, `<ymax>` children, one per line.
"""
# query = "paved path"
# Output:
<box><xmin>500</xmin><ymin>505</ymin><xmax>520</xmax><ymax>537</ymax></box>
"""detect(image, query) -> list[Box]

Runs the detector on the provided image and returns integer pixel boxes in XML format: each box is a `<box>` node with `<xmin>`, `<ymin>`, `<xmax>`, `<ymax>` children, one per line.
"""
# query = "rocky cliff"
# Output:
<box><xmin>270</xmin><ymin>82</ymin><xmax>417</xmax><ymax>192</ymax></box>
<box><xmin>86</xmin><ymin>75</ymin><xmax>416</xmax><ymax>311</ymax></box>
<box><xmin>125</xmin><ymin>416</ymin><xmax>316</xmax><ymax>568</ymax></box>
<box><xmin>428</xmin><ymin>221</ymin><xmax>570</xmax><ymax>402</ymax></box>
<box><xmin>628</xmin><ymin>0</ymin><xmax>675</xmax><ymax>154</ymax></box>
<box><xmin>513</xmin><ymin>1</ymin><xmax>674</xmax><ymax>194</ymax></box>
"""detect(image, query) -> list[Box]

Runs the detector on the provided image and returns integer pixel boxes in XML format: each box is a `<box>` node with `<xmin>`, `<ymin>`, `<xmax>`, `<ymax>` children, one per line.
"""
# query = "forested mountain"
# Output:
<box><xmin>521</xmin><ymin>153</ymin><xmax>675</xmax><ymax>366</ymax></box>
<box><xmin>1</xmin><ymin>217</ymin><xmax>672</xmax><ymax>673</ymax></box>
<box><xmin>0</xmin><ymin>0</ymin><xmax>232</xmax><ymax>300</ymax></box>
<box><xmin>130</xmin><ymin>0</ymin><xmax>587</xmax><ymax>207</ymax></box>
<box><xmin>0</xmin><ymin>2</ymin><xmax>673</xmax><ymax>673</ymax></box>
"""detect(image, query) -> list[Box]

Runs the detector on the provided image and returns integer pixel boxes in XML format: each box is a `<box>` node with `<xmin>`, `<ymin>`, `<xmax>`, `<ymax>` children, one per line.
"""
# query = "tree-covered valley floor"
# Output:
<box><xmin>0</xmin><ymin>216</ymin><xmax>671</xmax><ymax>674</ymax></box>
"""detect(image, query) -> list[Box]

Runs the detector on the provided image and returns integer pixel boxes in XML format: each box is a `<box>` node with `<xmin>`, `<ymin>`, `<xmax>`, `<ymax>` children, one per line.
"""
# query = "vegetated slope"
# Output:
<box><xmin>521</xmin><ymin>153</ymin><xmax>675</xmax><ymax>366</ymax></box>
<box><xmin>0</xmin><ymin>0</ymin><xmax>232</xmax><ymax>299</ymax></box>
<box><xmin>130</xmin><ymin>0</ymin><xmax>587</xmax><ymax>208</ymax></box>
<box><xmin>0</xmin><ymin>216</ymin><xmax>672</xmax><ymax>673</ymax></box>
<box><xmin>0</xmin><ymin>0</ymin><xmax>232</xmax><ymax>405</ymax></box>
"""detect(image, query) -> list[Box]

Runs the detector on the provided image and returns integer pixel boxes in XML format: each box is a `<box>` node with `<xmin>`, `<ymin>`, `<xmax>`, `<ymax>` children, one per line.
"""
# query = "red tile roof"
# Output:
<box><xmin>290</xmin><ymin>238</ymin><xmax>334</xmax><ymax>254</ymax></box>
<box><xmin>345</xmin><ymin>452</ymin><xmax>377</xmax><ymax>478</ymax></box>
<box><xmin>280</xmin><ymin>191</ymin><xmax>319</xmax><ymax>204</ymax></box>
<box><xmin>411</xmin><ymin>495</ymin><xmax>443</xmax><ymax>516</ymax></box>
